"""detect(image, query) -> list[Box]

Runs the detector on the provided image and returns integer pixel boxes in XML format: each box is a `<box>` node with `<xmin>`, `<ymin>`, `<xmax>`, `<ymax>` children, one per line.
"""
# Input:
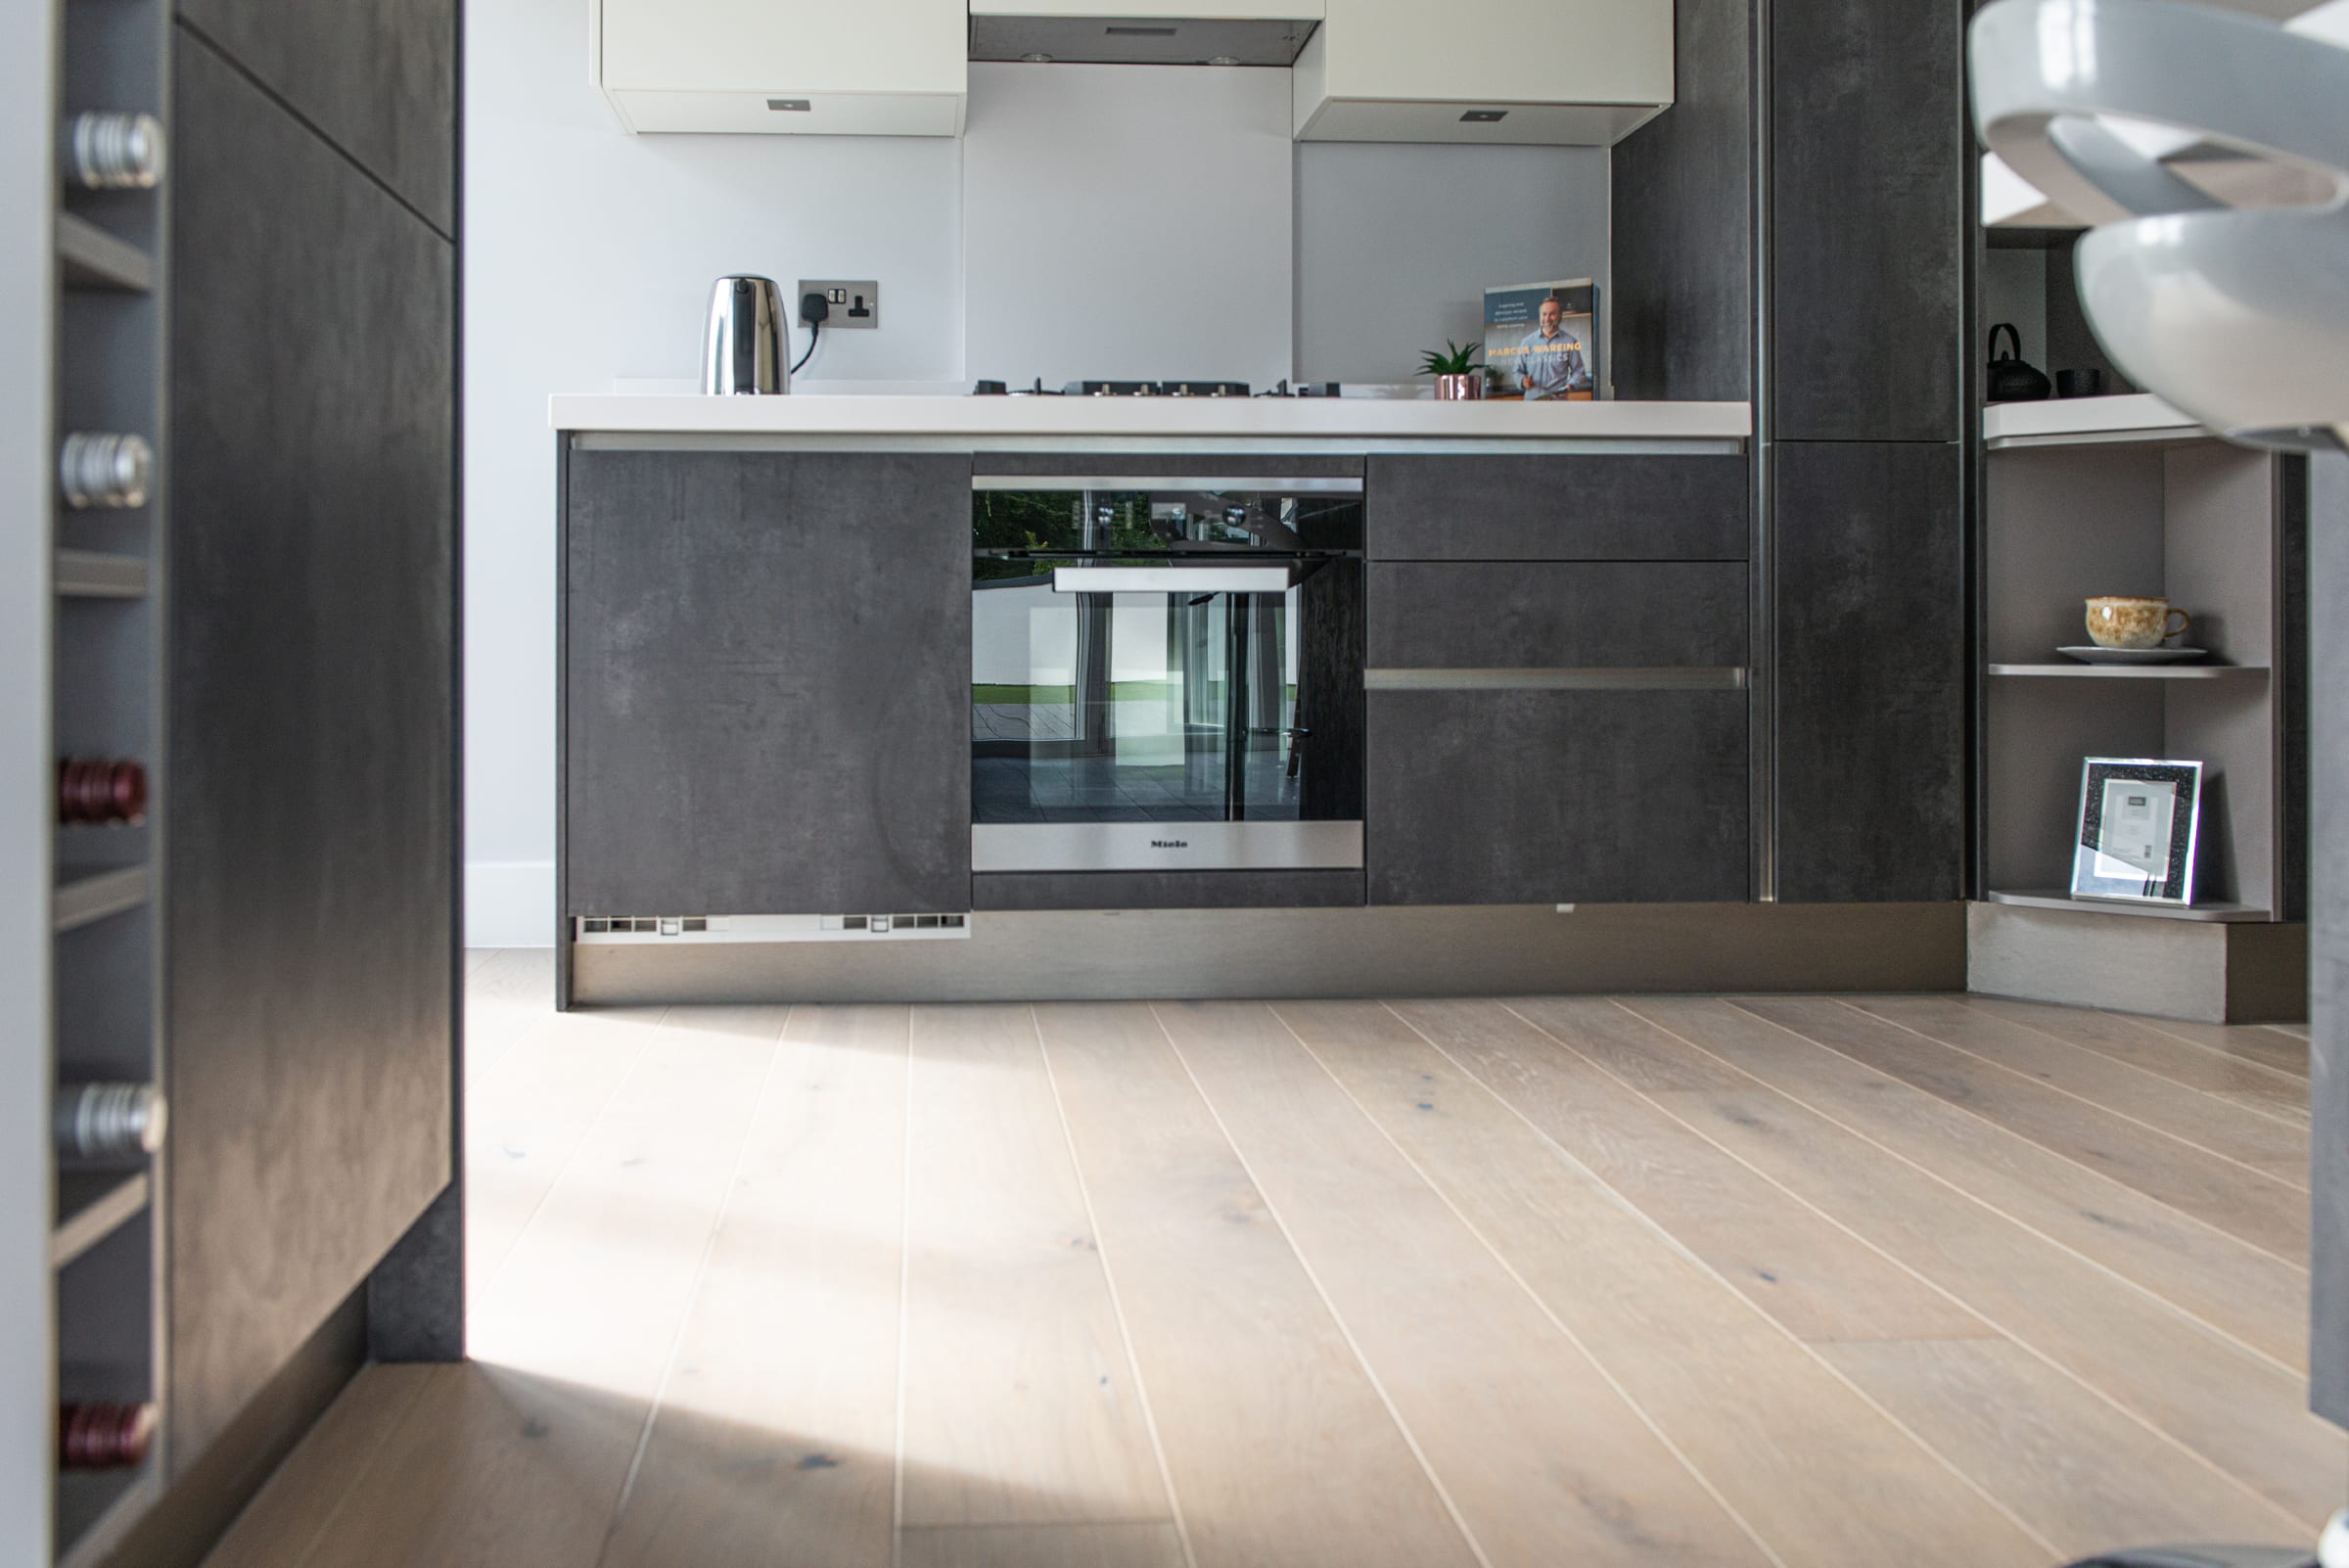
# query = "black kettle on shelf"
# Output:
<box><xmin>1987</xmin><ymin>323</ymin><xmax>2051</xmax><ymax>402</ymax></box>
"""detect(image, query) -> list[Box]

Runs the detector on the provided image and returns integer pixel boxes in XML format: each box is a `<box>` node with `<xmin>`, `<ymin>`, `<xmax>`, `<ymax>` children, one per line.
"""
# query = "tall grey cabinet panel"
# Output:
<box><xmin>167</xmin><ymin>31</ymin><xmax>456</xmax><ymax>1464</ymax></box>
<box><xmin>566</xmin><ymin>450</ymin><xmax>973</xmax><ymax>920</ymax></box>
<box><xmin>1609</xmin><ymin>0</ymin><xmax>1753</xmax><ymax>403</ymax></box>
<box><xmin>172</xmin><ymin>0</ymin><xmax>456</xmax><ymax>232</ymax></box>
<box><xmin>1769</xmin><ymin>0</ymin><xmax>1964</xmax><ymax>442</ymax></box>
<box><xmin>2310</xmin><ymin>455</ymin><xmax>2347</xmax><ymax>1424</ymax></box>
<box><xmin>1774</xmin><ymin>442</ymin><xmax>1964</xmax><ymax>903</ymax></box>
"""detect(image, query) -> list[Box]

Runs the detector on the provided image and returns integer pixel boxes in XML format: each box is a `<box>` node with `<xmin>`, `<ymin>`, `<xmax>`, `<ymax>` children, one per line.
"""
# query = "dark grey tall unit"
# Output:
<box><xmin>2308</xmin><ymin>457</ymin><xmax>2347</xmax><ymax>1426</ymax></box>
<box><xmin>80</xmin><ymin>0</ymin><xmax>459</xmax><ymax>1558</ymax></box>
<box><xmin>1612</xmin><ymin>0</ymin><xmax>1968</xmax><ymax>905</ymax></box>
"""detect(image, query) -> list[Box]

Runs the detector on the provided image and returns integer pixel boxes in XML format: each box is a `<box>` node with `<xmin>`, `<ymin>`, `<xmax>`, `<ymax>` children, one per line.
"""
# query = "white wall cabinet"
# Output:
<box><xmin>1294</xmin><ymin>0</ymin><xmax>1673</xmax><ymax>146</ymax></box>
<box><xmin>592</xmin><ymin>0</ymin><xmax>967</xmax><ymax>135</ymax></box>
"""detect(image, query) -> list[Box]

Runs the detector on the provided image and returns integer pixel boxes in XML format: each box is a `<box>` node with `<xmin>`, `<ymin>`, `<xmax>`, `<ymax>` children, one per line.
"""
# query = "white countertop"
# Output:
<box><xmin>1981</xmin><ymin>392</ymin><xmax>2203</xmax><ymax>447</ymax></box>
<box><xmin>550</xmin><ymin>393</ymin><xmax>1752</xmax><ymax>444</ymax></box>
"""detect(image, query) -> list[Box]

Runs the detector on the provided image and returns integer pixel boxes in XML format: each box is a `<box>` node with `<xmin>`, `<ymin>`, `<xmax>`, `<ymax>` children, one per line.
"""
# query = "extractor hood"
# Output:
<box><xmin>969</xmin><ymin>14</ymin><xmax>1321</xmax><ymax>67</ymax></box>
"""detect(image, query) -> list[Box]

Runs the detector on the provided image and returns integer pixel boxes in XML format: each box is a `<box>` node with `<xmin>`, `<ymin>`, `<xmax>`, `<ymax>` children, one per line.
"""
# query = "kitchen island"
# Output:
<box><xmin>550</xmin><ymin>393</ymin><xmax>1961</xmax><ymax>1006</ymax></box>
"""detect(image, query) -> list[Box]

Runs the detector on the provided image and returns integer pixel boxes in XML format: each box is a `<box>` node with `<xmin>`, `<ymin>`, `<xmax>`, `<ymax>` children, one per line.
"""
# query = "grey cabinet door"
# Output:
<box><xmin>1770</xmin><ymin>0</ymin><xmax>1963</xmax><ymax>442</ymax></box>
<box><xmin>1773</xmin><ymin>441</ymin><xmax>1964</xmax><ymax>902</ymax></box>
<box><xmin>1367</xmin><ymin>455</ymin><xmax>1749</xmax><ymax>562</ymax></box>
<box><xmin>1369</xmin><ymin>562</ymin><xmax>1749</xmax><ymax>669</ymax></box>
<box><xmin>566</xmin><ymin>449</ymin><xmax>972</xmax><ymax>916</ymax></box>
<box><xmin>1366</xmin><ymin>689</ymin><xmax>1750</xmax><ymax>906</ymax></box>
<box><xmin>168</xmin><ymin>37</ymin><xmax>455</xmax><ymax>1462</ymax></box>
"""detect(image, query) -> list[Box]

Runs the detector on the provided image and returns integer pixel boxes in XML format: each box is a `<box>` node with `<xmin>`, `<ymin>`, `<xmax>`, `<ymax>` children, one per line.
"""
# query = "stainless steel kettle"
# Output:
<box><xmin>703</xmin><ymin>276</ymin><xmax>789</xmax><ymax>395</ymax></box>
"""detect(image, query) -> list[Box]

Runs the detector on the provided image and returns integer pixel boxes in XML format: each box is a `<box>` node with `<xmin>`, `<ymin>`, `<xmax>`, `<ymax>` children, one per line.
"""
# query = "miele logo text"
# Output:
<box><xmin>1151</xmin><ymin>840</ymin><xmax>1189</xmax><ymax>850</ymax></box>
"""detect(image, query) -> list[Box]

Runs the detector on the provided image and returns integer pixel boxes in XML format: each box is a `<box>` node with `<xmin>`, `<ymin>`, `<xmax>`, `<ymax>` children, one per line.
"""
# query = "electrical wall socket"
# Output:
<box><xmin>798</xmin><ymin>279</ymin><xmax>879</xmax><ymax>329</ymax></box>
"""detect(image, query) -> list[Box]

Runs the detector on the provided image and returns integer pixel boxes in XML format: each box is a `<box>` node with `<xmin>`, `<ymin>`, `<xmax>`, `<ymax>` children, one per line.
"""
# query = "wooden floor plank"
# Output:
<box><xmin>1735</xmin><ymin>996</ymin><xmax>2307</xmax><ymax>1261</ymax></box>
<box><xmin>201</xmin><ymin>1366</ymin><xmax>435</xmax><ymax>1568</ymax></box>
<box><xmin>899</xmin><ymin>1523</ymin><xmax>1186</xmax><ymax>1568</ymax></box>
<box><xmin>600</xmin><ymin>1005</ymin><xmax>904</xmax><ymax>1568</ymax></box>
<box><xmin>1590</xmin><ymin>1000</ymin><xmax>2342</xmax><ymax>1529</ymax></box>
<box><xmin>464</xmin><ymin>946</ymin><xmax>499</xmax><ymax>979</ymax></box>
<box><xmin>1160</xmin><ymin>1000</ymin><xmax>1773</xmax><ymax>1568</ymax></box>
<box><xmin>275</xmin><ymin>1362</ymin><xmax>652</xmax><ymax>1568</ymax></box>
<box><xmin>900</xmin><ymin>1003</ymin><xmax>1170</xmax><ymax>1531</ymax></box>
<box><xmin>1616</xmin><ymin>998</ymin><xmax>2311</xmax><ymax>1372</ymax></box>
<box><xmin>1961</xmin><ymin>996</ymin><xmax>2310</xmax><ymax>1122</ymax></box>
<box><xmin>1035</xmin><ymin>1001</ymin><xmax>1479</xmax><ymax>1568</ymax></box>
<box><xmin>2267</xmin><ymin>1022</ymin><xmax>2314</xmax><ymax>1042</ymax></box>
<box><xmin>2096</xmin><ymin>1008</ymin><xmax>2311</xmax><ymax>1082</ymax></box>
<box><xmin>1387</xmin><ymin>998</ymin><xmax>1989</xmax><ymax>1344</ymax></box>
<box><xmin>1848</xmin><ymin>995</ymin><xmax>2308</xmax><ymax>1182</ymax></box>
<box><xmin>1815</xmin><ymin>1339</ymin><xmax>2301</xmax><ymax>1555</ymax></box>
<box><xmin>463</xmin><ymin>1004</ymin><xmax>668</xmax><ymax>1310</ymax></box>
<box><xmin>1275</xmin><ymin>1000</ymin><xmax>2050</xmax><ymax>1568</ymax></box>
<box><xmin>463</xmin><ymin>947</ymin><xmax>558</xmax><ymax>1084</ymax></box>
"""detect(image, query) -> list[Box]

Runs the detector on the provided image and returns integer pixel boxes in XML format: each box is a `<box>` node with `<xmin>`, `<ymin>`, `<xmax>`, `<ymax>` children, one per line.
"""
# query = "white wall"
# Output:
<box><xmin>1</xmin><ymin>0</ymin><xmax>55</xmax><ymax>1550</ymax></box>
<box><xmin>467</xmin><ymin>0</ymin><xmax>1615</xmax><ymax>945</ymax></box>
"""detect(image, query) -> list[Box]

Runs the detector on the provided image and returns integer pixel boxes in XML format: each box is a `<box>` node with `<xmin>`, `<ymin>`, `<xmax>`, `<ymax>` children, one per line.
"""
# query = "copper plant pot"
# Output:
<box><xmin>1433</xmin><ymin>374</ymin><xmax>1485</xmax><ymax>401</ymax></box>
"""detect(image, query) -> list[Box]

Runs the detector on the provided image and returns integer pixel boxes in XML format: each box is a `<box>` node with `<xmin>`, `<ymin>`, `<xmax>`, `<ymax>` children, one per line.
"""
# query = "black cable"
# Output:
<box><xmin>791</xmin><ymin>319</ymin><xmax>820</xmax><ymax>377</ymax></box>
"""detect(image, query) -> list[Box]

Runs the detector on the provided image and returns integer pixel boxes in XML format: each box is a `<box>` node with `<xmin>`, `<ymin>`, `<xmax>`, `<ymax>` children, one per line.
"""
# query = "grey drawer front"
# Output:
<box><xmin>1368</xmin><ymin>454</ymin><xmax>1749</xmax><ymax>561</ymax></box>
<box><xmin>973</xmin><ymin>870</ymin><xmax>1366</xmax><ymax>911</ymax></box>
<box><xmin>1369</xmin><ymin>562</ymin><xmax>1749</xmax><ymax>669</ymax></box>
<box><xmin>1367</xmin><ymin>688</ymin><xmax>1750</xmax><ymax>906</ymax></box>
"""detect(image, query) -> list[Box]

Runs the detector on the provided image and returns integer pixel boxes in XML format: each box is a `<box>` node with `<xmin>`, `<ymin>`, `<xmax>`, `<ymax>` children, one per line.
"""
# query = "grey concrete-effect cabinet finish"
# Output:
<box><xmin>174</xmin><ymin>0</ymin><xmax>456</xmax><ymax>234</ymax></box>
<box><xmin>1769</xmin><ymin>0</ymin><xmax>1964</xmax><ymax>442</ymax></box>
<box><xmin>1366</xmin><ymin>454</ymin><xmax>1749</xmax><ymax>561</ymax></box>
<box><xmin>1773</xmin><ymin>441</ymin><xmax>1964</xmax><ymax>903</ymax></box>
<box><xmin>566</xmin><ymin>449</ymin><xmax>973</xmax><ymax>919</ymax></box>
<box><xmin>1367</xmin><ymin>688</ymin><xmax>1750</xmax><ymax>906</ymax></box>
<box><xmin>1369</xmin><ymin>562</ymin><xmax>1748</xmax><ymax>669</ymax></box>
<box><xmin>1609</xmin><ymin>0</ymin><xmax>1752</xmax><ymax>403</ymax></box>
<box><xmin>2310</xmin><ymin>455</ymin><xmax>2347</xmax><ymax>1425</ymax></box>
<box><xmin>974</xmin><ymin>870</ymin><xmax>1365</xmax><ymax>911</ymax></box>
<box><xmin>168</xmin><ymin>32</ymin><xmax>456</xmax><ymax>1463</ymax></box>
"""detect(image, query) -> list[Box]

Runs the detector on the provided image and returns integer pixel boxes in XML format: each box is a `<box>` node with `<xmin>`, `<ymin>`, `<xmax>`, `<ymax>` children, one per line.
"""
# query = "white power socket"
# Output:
<box><xmin>798</xmin><ymin>279</ymin><xmax>879</xmax><ymax>329</ymax></box>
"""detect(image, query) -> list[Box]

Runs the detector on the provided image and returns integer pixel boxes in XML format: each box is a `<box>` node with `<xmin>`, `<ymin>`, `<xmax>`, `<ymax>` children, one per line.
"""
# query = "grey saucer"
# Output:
<box><xmin>2059</xmin><ymin>645</ymin><xmax>2208</xmax><ymax>665</ymax></box>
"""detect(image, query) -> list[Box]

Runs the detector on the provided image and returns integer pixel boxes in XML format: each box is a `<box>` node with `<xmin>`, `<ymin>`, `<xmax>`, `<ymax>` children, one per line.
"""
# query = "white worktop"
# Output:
<box><xmin>1981</xmin><ymin>393</ymin><xmax>2203</xmax><ymax>448</ymax></box>
<box><xmin>550</xmin><ymin>393</ymin><xmax>1753</xmax><ymax>444</ymax></box>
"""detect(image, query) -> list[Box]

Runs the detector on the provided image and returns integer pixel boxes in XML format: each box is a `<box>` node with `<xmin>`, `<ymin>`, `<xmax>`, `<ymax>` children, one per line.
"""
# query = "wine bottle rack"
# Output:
<box><xmin>33</xmin><ymin>0</ymin><xmax>173</xmax><ymax>1559</ymax></box>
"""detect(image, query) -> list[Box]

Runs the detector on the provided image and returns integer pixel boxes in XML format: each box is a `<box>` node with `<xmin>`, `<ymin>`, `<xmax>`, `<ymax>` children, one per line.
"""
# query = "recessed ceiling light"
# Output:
<box><xmin>1460</xmin><ymin>109</ymin><xmax>1509</xmax><ymax>123</ymax></box>
<box><xmin>1022</xmin><ymin>52</ymin><xmax>1053</xmax><ymax>63</ymax></box>
<box><xmin>1207</xmin><ymin>55</ymin><xmax>1241</xmax><ymax>67</ymax></box>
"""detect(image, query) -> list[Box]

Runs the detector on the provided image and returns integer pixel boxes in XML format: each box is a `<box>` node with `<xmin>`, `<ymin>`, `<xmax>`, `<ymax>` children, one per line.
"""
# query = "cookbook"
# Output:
<box><xmin>1483</xmin><ymin>278</ymin><xmax>1599</xmax><ymax>401</ymax></box>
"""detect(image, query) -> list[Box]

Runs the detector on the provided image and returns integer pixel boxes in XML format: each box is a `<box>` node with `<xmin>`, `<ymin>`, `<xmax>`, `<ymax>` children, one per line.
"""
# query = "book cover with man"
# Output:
<box><xmin>1484</xmin><ymin>279</ymin><xmax>1599</xmax><ymax>401</ymax></box>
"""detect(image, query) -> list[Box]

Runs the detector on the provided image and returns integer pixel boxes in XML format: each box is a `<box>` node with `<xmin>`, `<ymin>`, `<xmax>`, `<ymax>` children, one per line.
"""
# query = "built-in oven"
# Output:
<box><xmin>972</xmin><ymin>475</ymin><xmax>1364</xmax><ymax>873</ymax></box>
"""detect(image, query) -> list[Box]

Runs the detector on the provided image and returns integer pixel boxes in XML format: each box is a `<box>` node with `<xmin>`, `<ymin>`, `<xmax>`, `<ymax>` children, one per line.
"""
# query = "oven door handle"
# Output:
<box><xmin>1050</xmin><ymin>566</ymin><xmax>1295</xmax><ymax>595</ymax></box>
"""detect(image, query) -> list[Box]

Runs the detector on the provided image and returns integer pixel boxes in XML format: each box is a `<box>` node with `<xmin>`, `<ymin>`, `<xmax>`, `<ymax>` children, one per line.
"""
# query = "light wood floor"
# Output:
<box><xmin>205</xmin><ymin>956</ymin><xmax>2334</xmax><ymax>1568</ymax></box>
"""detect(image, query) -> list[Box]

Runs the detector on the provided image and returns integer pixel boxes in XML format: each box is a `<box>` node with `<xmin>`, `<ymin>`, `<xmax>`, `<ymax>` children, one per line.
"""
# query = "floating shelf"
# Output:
<box><xmin>57</xmin><ymin>213</ymin><xmax>155</xmax><ymax>295</ymax></box>
<box><xmin>1982</xmin><ymin>890</ymin><xmax>2272</xmax><ymax>924</ymax></box>
<box><xmin>1987</xmin><ymin>663</ymin><xmax>2270</xmax><ymax>681</ymax></box>
<box><xmin>54</xmin><ymin>550</ymin><xmax>149</xmax><ymax>599</ymax></box>
<box><xmin>52</xmin><ymin>1173</ymin><xmax>150</xmax><ymax>1270</ymax></box>
<box><xmin>54</xmin><ymin>866</ymin><xmax>151</xmax><ymax>935</ymax></box>
<box><xmin>1983</xmin><ymin>393</ymin><xmax>2205</xmax><ymax>450</ymax></box>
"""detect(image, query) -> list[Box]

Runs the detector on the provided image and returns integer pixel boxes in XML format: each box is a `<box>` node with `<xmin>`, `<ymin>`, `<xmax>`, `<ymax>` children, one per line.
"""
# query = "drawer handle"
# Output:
<box><xmin>1364</xmin><ymin>668</ymin><xmax>1749</xmax><ymax>692</ymax></box>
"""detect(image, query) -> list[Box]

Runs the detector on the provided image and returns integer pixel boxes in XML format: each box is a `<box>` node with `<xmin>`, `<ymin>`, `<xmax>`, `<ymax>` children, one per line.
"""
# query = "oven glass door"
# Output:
<box><xmin>972</xmin><ymin>483</ymin><xmax>1363</xmax><ymax>873</ymax></box>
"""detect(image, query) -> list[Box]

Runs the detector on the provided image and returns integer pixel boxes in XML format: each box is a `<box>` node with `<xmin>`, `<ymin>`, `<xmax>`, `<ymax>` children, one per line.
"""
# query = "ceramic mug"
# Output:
<box><xmin>2086</xmin><ymin>596</ymin><xmax>2191</xmax><ymax>649</ymax></box>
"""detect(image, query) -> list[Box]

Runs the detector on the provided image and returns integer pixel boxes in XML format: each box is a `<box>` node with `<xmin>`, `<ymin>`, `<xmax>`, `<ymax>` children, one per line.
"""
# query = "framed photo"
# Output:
<box><xmin>2070</xmin><ymin>759</ymin><xmax>2204</xmax><ymax>905</ymax></box>
<box><xmin>1483</xmin><ymin>279</ymin><xmax>1599</xmax><ymax>401</ymax></box>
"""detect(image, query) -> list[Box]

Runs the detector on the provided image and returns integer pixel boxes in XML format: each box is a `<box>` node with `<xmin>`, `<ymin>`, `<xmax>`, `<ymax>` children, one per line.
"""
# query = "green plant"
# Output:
<box><xmin>1417</xmin><ymin>340</ymin><xmax>1482</xmax><ymax>378</ymax></box>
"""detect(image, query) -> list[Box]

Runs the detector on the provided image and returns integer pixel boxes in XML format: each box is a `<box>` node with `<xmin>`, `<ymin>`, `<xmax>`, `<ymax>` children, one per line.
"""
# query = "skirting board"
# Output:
<box><xmin>465</xmin><ymin>860</ymin><xmax>554</xmax><ymax>949</ymax></box>
<box><xmin>569</xmin><ymin>901</ymin><xmax>1966</xmax><ymax>1007</ymax></box>
<box><xmin>1967</xmin><ymin>900</ymin><xmax>2310</xmax><ymax>1024</ymax></box>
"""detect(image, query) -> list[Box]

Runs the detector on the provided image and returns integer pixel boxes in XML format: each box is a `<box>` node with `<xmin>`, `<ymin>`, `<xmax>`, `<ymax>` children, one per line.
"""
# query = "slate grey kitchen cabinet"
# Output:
<box><xmin>1367</xmin><ymin>454</ymin><xmax>1749</xmax><ymax>562</ymax></box>
<box><xmin>1769</xmin><ymin>0</ymin><xmax>1964</xmax><ymax>443</ymax></box>
<box><xmin>176</xmin><ymin>0</ymin><xmax>457</xmax><ymax>233</ymax></box>
<box><xmin>1369</xmin><ymin>562</ymin><xmax>1749</xmax><ymax>669</ymax></box>
<box><xmin>1367</xmin><ymin>689</ymin><xmax>1750</xmax><ymax>906</ymax></box>
<box><xmin>565</xmin><ymin>449</ymin><xmax>973</xmax><ymax>918</ymax></box>
<box><xmin>168</xmin><ymin>29</ymin><xmax>456</xmax><ymax>1463</ymax></box>
<box><xmin>1773</xmin><ymin>441</ymin><xmax>1965</xmax><ymax>902</ymax></box>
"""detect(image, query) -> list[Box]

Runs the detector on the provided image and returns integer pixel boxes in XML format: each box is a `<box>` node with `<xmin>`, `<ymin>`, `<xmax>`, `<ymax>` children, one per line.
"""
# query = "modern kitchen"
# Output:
<box><xmin>11</xmin><ymin>0</ymin><xmax>2349</xmax><ymax>1566</ymax></box>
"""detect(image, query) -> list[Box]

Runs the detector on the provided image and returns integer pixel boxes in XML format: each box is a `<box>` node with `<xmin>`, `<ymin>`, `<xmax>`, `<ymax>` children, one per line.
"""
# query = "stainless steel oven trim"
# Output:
<box><xmin>1050</xmin><ymin>565</ymin><xmax>1299</xmax><ymax>595</ymax></box>
<box><xmin>972</xmin><ymin>475</ymin><xmax>1365</xmax><ymax>494</ymax></box>
<box><xmin>972</xmin><ymin>821</ymin><xmax>1365</xmax><ymax>873</ymax></box>
<box><xmin>1365</xmin><ymin>668</ymin><xmax>1751</xmax><ymax>691</ymax></box>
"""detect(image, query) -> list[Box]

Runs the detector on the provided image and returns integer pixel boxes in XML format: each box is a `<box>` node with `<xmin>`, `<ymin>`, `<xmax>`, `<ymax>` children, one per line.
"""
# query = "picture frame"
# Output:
<box><xmin>2070</xmin><ymin>758</ymin><xmax>2204</xmax><ymax>905</ymax></box>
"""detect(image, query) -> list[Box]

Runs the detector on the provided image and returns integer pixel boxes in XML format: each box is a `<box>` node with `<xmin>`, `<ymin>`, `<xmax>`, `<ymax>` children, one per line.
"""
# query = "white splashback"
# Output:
<box><xmin>961</xmin><ymin>63</ymin><xmax>1295</xmax><ymax>389</ymax></box>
